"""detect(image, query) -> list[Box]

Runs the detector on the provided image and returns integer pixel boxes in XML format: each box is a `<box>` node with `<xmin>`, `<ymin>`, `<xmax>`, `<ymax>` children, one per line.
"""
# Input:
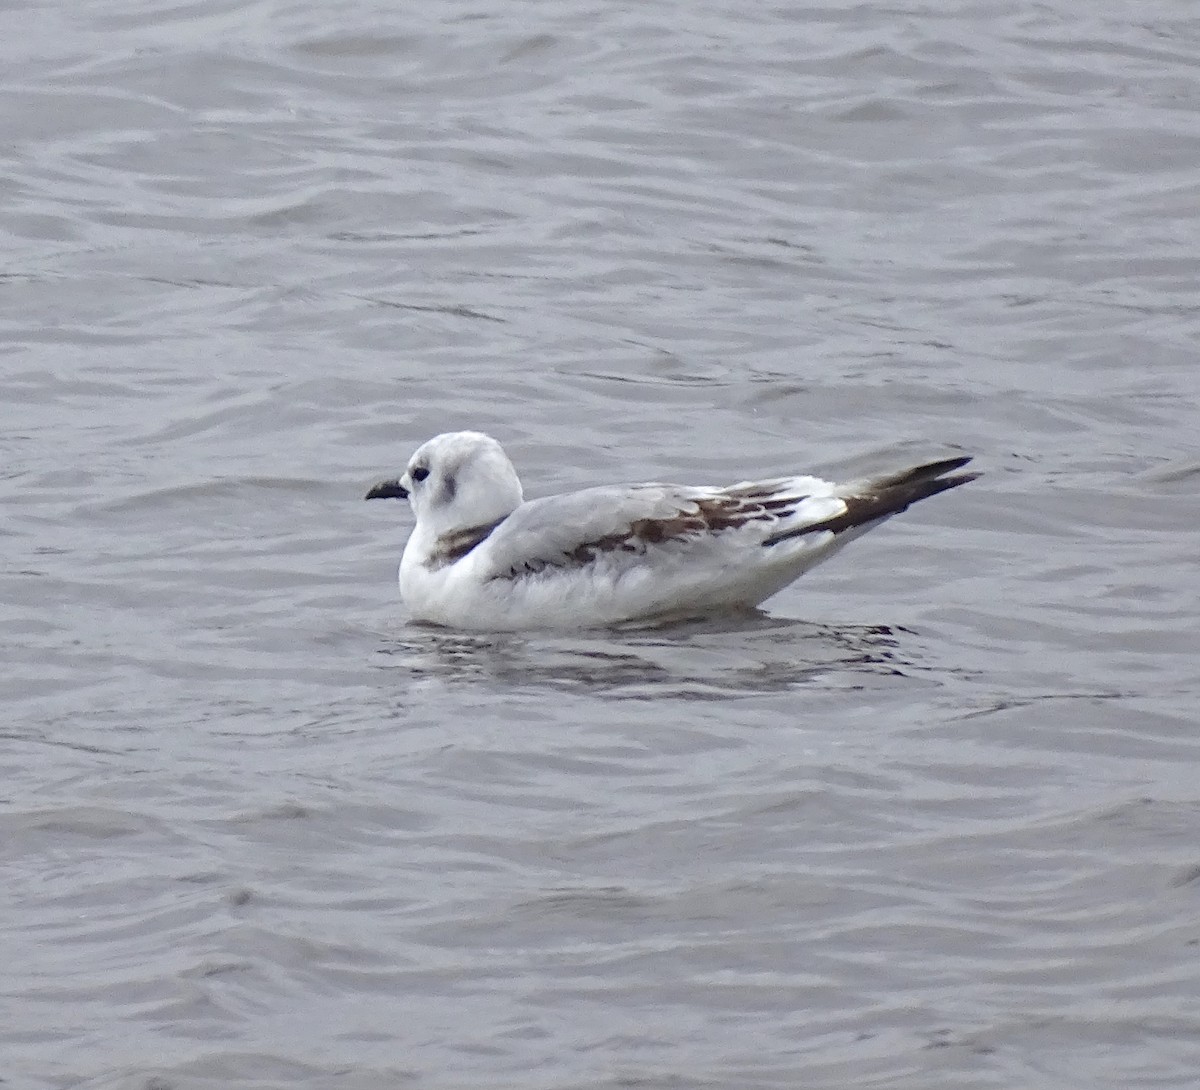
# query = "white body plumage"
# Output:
<box><xmin>366</xmin><ymin>431</ymin><xmax>976</xmax><ymax>631</ymax></box>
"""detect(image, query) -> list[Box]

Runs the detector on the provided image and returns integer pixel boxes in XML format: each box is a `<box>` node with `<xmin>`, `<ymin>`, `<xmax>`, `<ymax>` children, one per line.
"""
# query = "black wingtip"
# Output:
<box><xmin>764</xmin><ymin>457</ymin><xmax>977</xmax><ymax>545</ymax></box>
<box><xmin>871</xmin><ymin>455</ymin><xmax>974</xmax><ymax>490</ymax></box>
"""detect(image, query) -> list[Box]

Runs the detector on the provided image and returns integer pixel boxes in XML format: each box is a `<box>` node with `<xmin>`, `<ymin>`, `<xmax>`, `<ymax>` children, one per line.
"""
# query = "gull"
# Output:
<box><xmin>366</xmin><ymin>431</ymin><xmax>977</xmax><ymax>630</ymax></box>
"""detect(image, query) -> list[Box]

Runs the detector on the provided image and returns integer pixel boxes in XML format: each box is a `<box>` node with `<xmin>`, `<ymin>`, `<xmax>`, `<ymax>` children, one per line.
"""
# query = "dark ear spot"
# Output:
<box><xmin>440</xmin><ymin>474</ymin><xmax>457</xmax><ymax>504</ymax></box>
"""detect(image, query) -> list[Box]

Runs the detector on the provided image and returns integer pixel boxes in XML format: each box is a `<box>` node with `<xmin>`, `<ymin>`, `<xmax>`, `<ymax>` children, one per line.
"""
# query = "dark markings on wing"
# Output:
<box><xmin>425</xmin><ymin>518</ymin><xmax>506</xmax><ymax>570</ymax></box>
<box><xmin>498</xmin><ymin>493</ymin><xmax>808</xmax><ymax>580</ymax></box>
<box><xmin>763</xmin><ymin>457</ymin><xmax>978</xmax><ymax>546</ymax></box>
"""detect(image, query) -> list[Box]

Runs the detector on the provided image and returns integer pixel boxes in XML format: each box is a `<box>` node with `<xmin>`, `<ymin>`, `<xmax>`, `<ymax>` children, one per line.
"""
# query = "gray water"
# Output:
<box><xmin>4</xmin><ymin>1</ymin><xmax>1200</xmax><ymax>1087</ymax></box>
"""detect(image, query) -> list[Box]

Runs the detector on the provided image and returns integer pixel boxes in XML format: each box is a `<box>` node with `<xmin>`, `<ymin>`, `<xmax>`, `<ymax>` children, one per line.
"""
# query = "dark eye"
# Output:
<box><xmin>410</xmin><ymin>466</ymin><xmax>430</xmax><ymax>483</ymax></box>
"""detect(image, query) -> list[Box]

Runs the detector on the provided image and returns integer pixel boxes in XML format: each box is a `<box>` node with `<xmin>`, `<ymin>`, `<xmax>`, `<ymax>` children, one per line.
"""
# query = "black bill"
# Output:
<box><xmin>365</xmin><ymin>478</ymin><xmax>409</xmax><ymax>500</ymax></box>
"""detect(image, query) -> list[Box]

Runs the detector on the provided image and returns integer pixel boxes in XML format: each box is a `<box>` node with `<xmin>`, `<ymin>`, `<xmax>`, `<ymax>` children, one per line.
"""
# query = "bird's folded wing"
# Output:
<box><xmin>476</xmin><ymin>479</ymin><xmax>847</xmax><ymax>581</ymax></box>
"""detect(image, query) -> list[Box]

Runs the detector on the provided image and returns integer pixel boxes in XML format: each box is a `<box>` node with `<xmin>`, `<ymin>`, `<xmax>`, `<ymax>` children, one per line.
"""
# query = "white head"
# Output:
<box><xmin>366</xmin><ymin>431</ymin><xmax>523</xmax><ymax>536</ymax></box>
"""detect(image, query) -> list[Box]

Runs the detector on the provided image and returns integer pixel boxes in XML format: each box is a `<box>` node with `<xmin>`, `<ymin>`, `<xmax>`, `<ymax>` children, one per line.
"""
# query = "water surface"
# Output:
<box><xmin>3</xmin><ymin>2</ymin><xmax>1200</xmax><ymax>1087</ymax></box>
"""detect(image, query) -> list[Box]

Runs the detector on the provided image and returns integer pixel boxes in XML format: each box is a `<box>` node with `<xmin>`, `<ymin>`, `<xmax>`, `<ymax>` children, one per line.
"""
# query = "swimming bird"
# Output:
<box><xmin>366</xmin><ymin>431</ymin><xmax>976</xmax><ymax>630</ymax></box>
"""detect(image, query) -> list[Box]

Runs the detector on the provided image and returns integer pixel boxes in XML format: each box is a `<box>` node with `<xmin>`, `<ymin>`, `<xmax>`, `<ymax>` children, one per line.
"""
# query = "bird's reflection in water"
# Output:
<box><xmin>373</xmin><ymin>612</ymin><xmax>919</xmax><ymax>699</ymax></box>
